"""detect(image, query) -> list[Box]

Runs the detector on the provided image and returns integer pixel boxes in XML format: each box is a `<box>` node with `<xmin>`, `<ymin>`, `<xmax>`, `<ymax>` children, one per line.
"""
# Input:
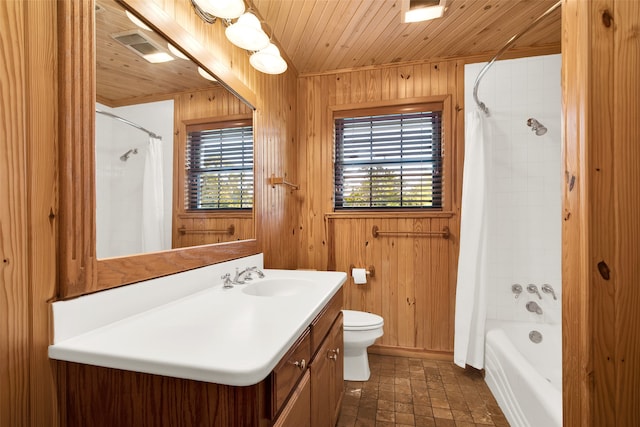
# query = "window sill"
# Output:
<box><xmin>178</xmin><ymin>211</ymin><xmax>253</xmax><ymax>219</ymax></box>
<box><xmin>325</xmin><ymin>210</ymin><xmax>455</xmax><ymax>220</ymax></box>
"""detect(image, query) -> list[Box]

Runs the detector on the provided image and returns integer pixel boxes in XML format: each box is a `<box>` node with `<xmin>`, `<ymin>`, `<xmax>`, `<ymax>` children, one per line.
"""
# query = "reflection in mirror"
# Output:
<box><xmin>95</xmin><ymin>0</ymin><xmax>254</xmax><ymax>259</ymax></box>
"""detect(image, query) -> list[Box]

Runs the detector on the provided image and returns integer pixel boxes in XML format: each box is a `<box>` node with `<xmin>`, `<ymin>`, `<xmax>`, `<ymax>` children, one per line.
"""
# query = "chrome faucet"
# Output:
<box><xmin>541</xmin><ymin>284</ymin><xmax>557</xmax><ymax>300</ymax></box>
<box><xmin>233</xmin><ymin>266</ymin><xmax>265</xmax><ymax>284</ymax></box>
<box><xmin>526</xmin><ymin>301</ymin><xmax>543</xmax><ymax>315</ymax></box>
<box><xmin>527</xmin><ymin>284</ymin><xmax>542</xmax><ymax>300</ymax></box>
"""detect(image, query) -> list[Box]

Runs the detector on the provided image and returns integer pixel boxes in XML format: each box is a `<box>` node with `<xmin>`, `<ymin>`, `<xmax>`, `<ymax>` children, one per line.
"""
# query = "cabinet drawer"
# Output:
<box><xmin>271</xmin><ymin>328</ymin><xmax>311</xmax><ymax>415</ymax></box>
<box><xmin>310</xmin><ymin>288</ymin><xmax>343</xmax><ymax>356</ymax></box>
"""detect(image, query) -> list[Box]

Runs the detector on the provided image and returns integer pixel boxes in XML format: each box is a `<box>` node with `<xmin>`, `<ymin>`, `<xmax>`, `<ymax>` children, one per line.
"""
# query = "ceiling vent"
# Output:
<box><xmin>111</xmin><ymin>30</ymin><xmax>174</xmax><ymax>63</ymax></box>
<box><xmin>401</xmin><ymin>0</ymin><xmax>446</xmax><ymax>23</ymax></box>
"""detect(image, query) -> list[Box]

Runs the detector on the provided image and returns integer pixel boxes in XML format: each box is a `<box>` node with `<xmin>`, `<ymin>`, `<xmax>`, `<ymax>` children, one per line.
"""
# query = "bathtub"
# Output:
<box><xmin>484</xmin><ymin>320</ymin><xmax>562</xmax><ymax>427</ymax></box>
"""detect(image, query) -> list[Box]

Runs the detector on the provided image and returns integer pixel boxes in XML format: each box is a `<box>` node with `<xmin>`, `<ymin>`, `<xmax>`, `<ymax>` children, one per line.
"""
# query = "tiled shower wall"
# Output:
<box><xmin>464</xmin><ymin>54</ymin><xmax>562</xmax><ymax>323</ymax></box>
<box><xmin>95</xmin><ymin>100</ymin><xmax>174</xmax><ymax>258</ymax></box>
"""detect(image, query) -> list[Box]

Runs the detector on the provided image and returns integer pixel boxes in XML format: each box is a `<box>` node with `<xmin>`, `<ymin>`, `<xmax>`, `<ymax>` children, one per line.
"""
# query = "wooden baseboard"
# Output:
<box><xmin>368</xmin><ymin>345</ymin><xmax>453</xmax><ymax>361</ymax></box>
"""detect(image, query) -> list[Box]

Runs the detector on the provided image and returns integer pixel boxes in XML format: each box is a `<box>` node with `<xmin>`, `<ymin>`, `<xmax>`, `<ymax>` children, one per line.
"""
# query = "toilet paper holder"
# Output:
<box><xmin>349</xmin><ymin>264</ymin><xmax>375</xmax><ymax>278</ymax></box>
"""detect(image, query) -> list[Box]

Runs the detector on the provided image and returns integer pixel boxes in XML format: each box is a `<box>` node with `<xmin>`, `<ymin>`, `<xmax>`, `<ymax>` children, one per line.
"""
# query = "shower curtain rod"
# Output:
<box><xmin>472</xmin><ymin>0</ymin><xmax>561</xmax><ymax>116</ymax></box>
<box><xmin>96</xmin><ymin>109</ymin><xmax>162</xmax><ymax>140</ymax></box>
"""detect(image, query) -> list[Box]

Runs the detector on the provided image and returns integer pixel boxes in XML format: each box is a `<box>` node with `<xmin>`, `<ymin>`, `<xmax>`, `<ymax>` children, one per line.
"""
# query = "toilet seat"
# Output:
<box><xmin>343</xmin><ymin>310</ymin><xmax>384</xmax><ymax>331</ymax></box>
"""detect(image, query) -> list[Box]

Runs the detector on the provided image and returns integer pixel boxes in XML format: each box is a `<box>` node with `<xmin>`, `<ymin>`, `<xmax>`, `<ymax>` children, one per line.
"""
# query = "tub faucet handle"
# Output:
<box><xmin>527</xmin><ymin>284</ymin><xmax>542</xmax><ymax>299</ymax></box>
<box><xmin>511</xmin><ymin>284</ymin><xmax>523</xmax><ymax>298</ymax></box>
<box><xmin>541</xmin><ymin>284</ymin><xmax>557</xmax><ymax>300</ymax></box>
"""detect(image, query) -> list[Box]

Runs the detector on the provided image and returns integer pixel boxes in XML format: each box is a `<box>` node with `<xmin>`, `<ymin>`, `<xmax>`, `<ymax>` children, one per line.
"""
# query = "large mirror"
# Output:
<box><xmin>57</xmin><ymin>0</ymin><xmax>259</xmax><ymax>298</ymax></box>
<box><xmin>95</xmin><ymin>0</ymin><xmax>255</xmax><ymax>259</ymax></box>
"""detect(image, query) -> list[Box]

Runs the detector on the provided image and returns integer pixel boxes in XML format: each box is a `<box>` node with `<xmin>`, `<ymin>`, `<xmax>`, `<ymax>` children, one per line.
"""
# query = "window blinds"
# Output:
<box><xmin>334</xmin><ymin>110</ymin><xmax>443</xmax><ymax>209</ymax></box>
<box><xmin>186</xmin><ymin>124</ymin><xmax>253</xmax><ymax>210</ymax></box>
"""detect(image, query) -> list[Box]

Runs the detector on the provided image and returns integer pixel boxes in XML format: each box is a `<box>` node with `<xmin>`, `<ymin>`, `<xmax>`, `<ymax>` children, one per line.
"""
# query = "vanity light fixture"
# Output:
<box><xmin>197</xmin><ymin>66</ymin><xmax>217</xmax><ymax>81</ymax></box>
<box><xmin>401</xmin><ymin>0</ymin><xmax>446</xmax><ymax>23</ymax></box>
<box><xmin>191</xmin><ymin>0</ymin><xmax>245</xmax><ymax>21</ymax></box>
<box><xmin>125</xmin><ymin>10</ymin><xmax>152</xmax><ymax>31</ymax></box>
<box><xmin>249</xmin><ymin>43</ymin><xmax>287</xmax><ymax>75</ymax></box>
<box><xmin>225</xmin><ymin>12</ymin><xmax>270</xmax><ymax>51</ymax></box>
<box><xmin>167</xmin><ymin>43</ymin><xmax>189</xmax><ymax>60</ymax></box>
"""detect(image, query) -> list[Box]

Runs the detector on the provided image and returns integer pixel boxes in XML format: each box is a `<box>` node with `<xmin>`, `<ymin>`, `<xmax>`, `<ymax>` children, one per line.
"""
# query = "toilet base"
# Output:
<box><xmin>343</xmin><ymin>347</ymin><xmax>372</xmax><ymax>381</ymax></box>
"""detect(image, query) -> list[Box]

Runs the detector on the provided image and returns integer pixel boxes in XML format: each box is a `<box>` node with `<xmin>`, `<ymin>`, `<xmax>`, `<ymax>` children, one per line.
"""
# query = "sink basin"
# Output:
<box><xmin>242</xmin><ymin>278</ymin><xmax>313</xmax><ymax>297</ymax></box>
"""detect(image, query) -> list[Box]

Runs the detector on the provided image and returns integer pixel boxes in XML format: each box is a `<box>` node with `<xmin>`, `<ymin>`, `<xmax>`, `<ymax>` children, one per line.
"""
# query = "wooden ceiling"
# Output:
<box><xmin>95</xmin><ymin>0</ymin><xmax>220</xmax><ymax>107</ymax></box>
<box><xmin>96</xmin><ymin>0</ymin><xmax>561</xmax><ymax>104</ymax></box>
<box><xmin>251</xmin><ymin>0</ymin><xmax>562</xmax><ymax>75</ymax></box>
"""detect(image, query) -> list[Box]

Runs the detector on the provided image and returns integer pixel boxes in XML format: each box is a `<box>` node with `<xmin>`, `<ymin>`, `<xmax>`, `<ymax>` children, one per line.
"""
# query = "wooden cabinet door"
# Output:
<box><xmin>311</xmin><ymin>315</ymin><xmax>344</xmax><ymax>427</ymax></box>
<box><xmin>273</xmin><ymin>371</ymin><xmax>311</xmax><ymax>427</ymax></box>
<box><xmin>329</xmin><ymin>313</ymin><xmax>344</xmax><ymax>425</ymax></box>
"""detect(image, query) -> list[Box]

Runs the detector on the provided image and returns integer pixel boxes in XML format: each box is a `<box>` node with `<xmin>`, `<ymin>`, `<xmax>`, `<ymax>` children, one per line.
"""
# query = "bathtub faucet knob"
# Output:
<box><xmin>511</xmin><ymin>284</ymin><xmax>523</xmax><ymax>298</ymax></box>
<box><xmin>541</xmin><ymin>284</ymin><xmax>557</xmax><ymax>300</ymax></box>
<box><xmin>526</xmin><ymin>284</ymin><xmax>542</xmax><ymax>300</ymax></box>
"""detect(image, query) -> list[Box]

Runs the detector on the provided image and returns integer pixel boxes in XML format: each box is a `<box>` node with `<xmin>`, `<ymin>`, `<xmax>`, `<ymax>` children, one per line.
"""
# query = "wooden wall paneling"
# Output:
<box><xmin>303</xmin><ymin>60</ymin><xmax>462</xmax><ymax>355</ymax></box>
<box><xmin>612</xmin><ymin>1</ymin><xmax>640</xmax><ymax>423</ymax></box>
<box><xmin>0</xmin><ymin>2</ymin><xmax>30</xmax><ymax>425</ymax></box>
<box><xmin>26</xmin><ymin>0</ymin><xmax>59</xmax><ymax>424</ymax></box>
<box><xmin>364</xmin><ymin>217</ymin><xmax>381</xmax><ymax>316</ymax></box>
<box><xmin>589</xmin><ymin>0</ymin><xmax>616</xmax><ymax>423</ymax></box>
<box><xmin>561</xmin><ymin>0</ymin><xmax>594</xmax><ymax>425</ymax></box>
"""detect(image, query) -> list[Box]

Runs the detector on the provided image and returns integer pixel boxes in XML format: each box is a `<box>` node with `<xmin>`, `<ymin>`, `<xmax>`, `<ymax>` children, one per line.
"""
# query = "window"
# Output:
<box><xmin>334</xmin><ymin>104</ymin><xmax>443</xmax><ymax>210</ymax></box>
<box><xmin>185</xmin><ymin>119</ymin><xmax>253</xmax><ymax>210</ymax></box>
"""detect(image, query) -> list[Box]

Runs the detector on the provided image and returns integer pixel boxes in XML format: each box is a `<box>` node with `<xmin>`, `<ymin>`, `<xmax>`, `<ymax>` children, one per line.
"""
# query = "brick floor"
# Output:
<box><xmin>337</xmin><ymin>354</ymin><xmax>509</xmax><ymax>427</ymax></box>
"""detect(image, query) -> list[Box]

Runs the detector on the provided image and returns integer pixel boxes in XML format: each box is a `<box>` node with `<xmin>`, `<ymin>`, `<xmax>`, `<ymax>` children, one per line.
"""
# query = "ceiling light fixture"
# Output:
<box><xmin>167</xmin><ymin>43</ymin><xmax>189</xmax><ymax>60</ymax></box>
<box><xmin>249</xmin><ymin>43</ymin><xmax>287</xmax><ymax>75</ymax></box>
<box><xmin>197</xmin><ymin>66</ymin><xmax>217</xmax><ymax>81</ymax></box>
<box><xmin>125</xmin><ymin>10</ymin><xmax>152</xmax><ymax>31</ymax></box>
<box><xmin>225</xmin><ymin>12</ymin><xmax>270</xmax><ymax>51</ymax></box>
<box><xmin>191</xmin><ymin>0</ymin><xmax>245</xmax><ymax>20</ymax></box>
<box><xmin>401</xmin><ymin>0</ymin><xmax>446</xmax><ymax>23</ymax></box>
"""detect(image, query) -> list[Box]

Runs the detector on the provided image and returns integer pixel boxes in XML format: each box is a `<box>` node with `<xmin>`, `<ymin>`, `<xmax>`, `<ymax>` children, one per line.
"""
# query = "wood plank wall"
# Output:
<box><xmin>562</xmin><ymin>0</ymin><xmax>640</xmax><ymax>425</ymax></box>
<box><xmin>296</xmin><ymin>61</ymin><xmax>466</xmax><ymax>354</ymax></box>
<box><xmin>172</xmin><ymin>87</ymin><xmax>255</xmax><ymax>248</ymax></box>
<box><xmin>149</xmin><ymin>0</ymin><xmax>299</xmax><ymax>270</ymax></box>
<box><xmin>0</xmin><ymin>0</ymin><xmax>59</xmax><ymax>426</ymax></box>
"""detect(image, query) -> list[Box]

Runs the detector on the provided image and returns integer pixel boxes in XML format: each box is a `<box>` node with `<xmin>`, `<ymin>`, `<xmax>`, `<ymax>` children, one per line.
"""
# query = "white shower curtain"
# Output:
<box><xmin>454</xmin><ymin>109</ymin><xmax>491</xmax><ymax>369</ymax></box>
<box><xmin>142</xmin><ymin>136</ymin><xmax>164</xmax><ymax>252</ymax></box>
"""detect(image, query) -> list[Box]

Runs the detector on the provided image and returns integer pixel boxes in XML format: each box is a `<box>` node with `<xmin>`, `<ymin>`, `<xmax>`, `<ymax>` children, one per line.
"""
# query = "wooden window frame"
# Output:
<box><xmin>330</xmin><ymin>96</ymin><xmax>452</xmax><ymax>214</ymax></box>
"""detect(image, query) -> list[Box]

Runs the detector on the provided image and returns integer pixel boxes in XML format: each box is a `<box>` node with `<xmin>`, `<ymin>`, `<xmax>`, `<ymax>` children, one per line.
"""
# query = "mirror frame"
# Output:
<box><xmin>58</xmin><ymin>0</ymin><xmax>258</xmax><ymax>298</ymax></box>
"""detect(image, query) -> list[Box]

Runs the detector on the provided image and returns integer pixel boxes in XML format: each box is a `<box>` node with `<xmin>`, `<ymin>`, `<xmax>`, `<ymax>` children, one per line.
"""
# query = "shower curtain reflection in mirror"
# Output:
<box><xmin>95</xmin><ymin>101</ymin><xmax>174</xmax><ymax>258</ymax></box>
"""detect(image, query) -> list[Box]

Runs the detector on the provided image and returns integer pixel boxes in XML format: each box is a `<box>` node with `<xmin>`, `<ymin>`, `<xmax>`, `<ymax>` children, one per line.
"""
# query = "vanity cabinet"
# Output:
<box><xmin>310</xmin><ymin>312</ymin><xmax>344</xmax><ymax>427</ymax></box>
<box><xmin>57</xmin><ymin>287</ymin><xmax>343</xmax><ymax>427</ymax></box>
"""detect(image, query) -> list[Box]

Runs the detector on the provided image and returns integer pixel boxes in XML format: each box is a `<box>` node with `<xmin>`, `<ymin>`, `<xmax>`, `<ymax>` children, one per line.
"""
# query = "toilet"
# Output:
<box><xmin>342</xmin><ymin>310</ymin><xmax>384</xmax><ymax>381</ymax></box>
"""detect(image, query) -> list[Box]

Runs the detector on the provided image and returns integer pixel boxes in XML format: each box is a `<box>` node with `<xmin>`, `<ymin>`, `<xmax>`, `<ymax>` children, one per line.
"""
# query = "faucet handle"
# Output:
<box><xmin>541</xmin><ymin>284</ymin><xmax>557</xmax><ymax>300</ymax></box>
<box><xmin>511</xmin><ymin>284</ymin><xmax>523</xmax><ymax>298</ymax></box>
<box><xmin>221</xmin><ymin>273</ymin><xmax>233</xmax><ymax>289</ymax></box>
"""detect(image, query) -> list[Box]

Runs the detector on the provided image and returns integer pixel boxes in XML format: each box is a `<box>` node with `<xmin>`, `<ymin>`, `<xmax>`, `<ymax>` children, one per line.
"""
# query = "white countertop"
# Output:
<box><xmin>49</xmin><ymin>268</ymin><xmax>345</xmax><ymax>386</ymax></box>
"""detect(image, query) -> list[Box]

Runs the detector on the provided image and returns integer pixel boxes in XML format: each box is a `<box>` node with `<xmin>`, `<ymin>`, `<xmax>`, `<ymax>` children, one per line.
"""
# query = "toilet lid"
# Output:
<box><xmin>342</xmin><ymin>310</ymin><xmax>384</xmax><ymax>331</ymax></box>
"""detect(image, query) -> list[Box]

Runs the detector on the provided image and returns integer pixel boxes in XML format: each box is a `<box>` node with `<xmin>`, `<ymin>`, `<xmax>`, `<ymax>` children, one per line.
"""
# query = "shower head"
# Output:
<box><xmin>120</xmin><ymin>148</ymin><xmax>138</xmax><ymax>161</ymax></box>
<box><xmin>527</xmin><ymin>118</ymin><xmax>547</xmax><ymax>136</ymax></box>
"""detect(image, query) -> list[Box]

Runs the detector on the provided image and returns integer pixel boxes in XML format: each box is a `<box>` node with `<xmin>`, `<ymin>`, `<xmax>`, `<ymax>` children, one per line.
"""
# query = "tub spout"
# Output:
<box><xmin>526</xmin><ymin>301</ymin><xmax>543</xmax><ymax>315</ymax></box>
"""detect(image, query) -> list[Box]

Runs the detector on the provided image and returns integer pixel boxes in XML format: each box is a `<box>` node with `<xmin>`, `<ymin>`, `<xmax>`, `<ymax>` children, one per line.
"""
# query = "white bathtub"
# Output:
<box><xmin>484</xmin><ymin>320</ymin><xmax>562</xmax><ymax>427</ymax></box>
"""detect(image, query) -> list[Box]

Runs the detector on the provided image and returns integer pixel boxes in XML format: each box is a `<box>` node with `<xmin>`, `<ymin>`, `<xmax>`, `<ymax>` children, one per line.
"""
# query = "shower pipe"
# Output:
<box><xmin>472</xmin><ymin>0</ymin><xmax>562</xmax><ymax>116</ymax></box>
<box><xmin>96</xmin><ymin>109</ymin><xmax>162</xmax><ymax>140</ymax></box>
<box><xmin>372</xmin><ymin>225</ymin><xmax>450</xmax><ymax>240</ymax></box>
